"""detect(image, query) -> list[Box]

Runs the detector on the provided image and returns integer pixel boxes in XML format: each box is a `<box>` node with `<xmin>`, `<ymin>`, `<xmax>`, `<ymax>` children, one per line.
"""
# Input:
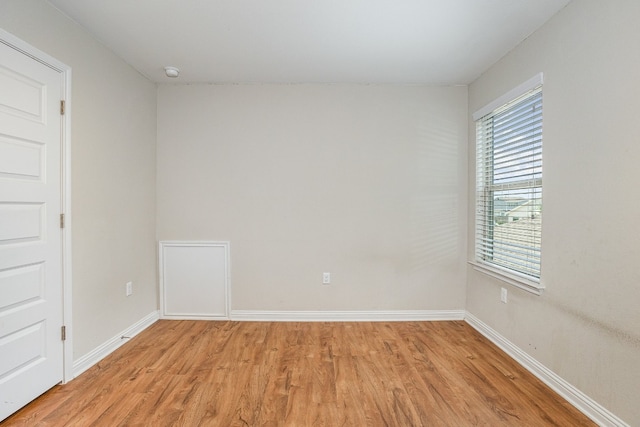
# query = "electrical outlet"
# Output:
<box><xmin>322</xmin><ymin>272</ymin><xmax>331</xmax><ymax>284</ymax></box>
<box><xmin>126</xmin><ymin>281</ymin><xmax>133</xmax><ymax>297</ymax></box>
<box><xmin>500</xmin><ymin>287</ymin><xmax>507</xmax><ymax>304</ymax></box>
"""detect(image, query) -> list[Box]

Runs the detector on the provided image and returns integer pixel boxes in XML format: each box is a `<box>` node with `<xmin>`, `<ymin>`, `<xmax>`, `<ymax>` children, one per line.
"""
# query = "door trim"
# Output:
<box><xmin>0</xmin><ymin>28</ymin><xmax>73</xmax><ymax>383</ymax></box>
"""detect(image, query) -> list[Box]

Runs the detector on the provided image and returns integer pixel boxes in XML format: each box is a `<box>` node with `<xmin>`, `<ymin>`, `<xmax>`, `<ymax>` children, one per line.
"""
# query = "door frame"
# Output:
<box><xmin>0</xmin><ymin>28</ymin><xmax>73</xmax><ymax>383</ymax></box>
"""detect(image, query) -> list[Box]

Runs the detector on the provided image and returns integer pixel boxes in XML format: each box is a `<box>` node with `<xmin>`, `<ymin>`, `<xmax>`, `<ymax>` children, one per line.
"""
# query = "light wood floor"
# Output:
<box><xmin>4</xmin><ymin>320</ymin><xmax>594</xmax><ymax>426</ymax></box>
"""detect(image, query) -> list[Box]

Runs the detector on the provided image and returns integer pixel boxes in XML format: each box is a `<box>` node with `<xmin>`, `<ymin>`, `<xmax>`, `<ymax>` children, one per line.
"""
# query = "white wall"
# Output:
<box><xmin>0</xmin><ymin>1</ymin><xmax>158</xmax><ymax>359</ymax></box>
<box><xmin>467</xmin><ymin>1</ymin><xmax>640</xmax><ymax>424</ymax></box>
<box><xmin>157</xmin><ymin>84</ymin><xmax>468</xmax><ymax>311</ymax></box>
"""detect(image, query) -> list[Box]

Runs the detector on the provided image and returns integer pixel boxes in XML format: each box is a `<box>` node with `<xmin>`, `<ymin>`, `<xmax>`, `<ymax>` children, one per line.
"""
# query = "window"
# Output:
<box><xmin>473</xmin><ymin>75</ymin><xmax>543</xmax><ymax>292</ymax></box>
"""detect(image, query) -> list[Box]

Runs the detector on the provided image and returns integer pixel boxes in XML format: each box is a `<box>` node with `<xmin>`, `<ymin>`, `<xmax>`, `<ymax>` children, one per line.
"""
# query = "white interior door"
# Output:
<box><xmin>0</xmin><ymin>40</ymin><xmax>64</xmax><ymax>421</ymax></box>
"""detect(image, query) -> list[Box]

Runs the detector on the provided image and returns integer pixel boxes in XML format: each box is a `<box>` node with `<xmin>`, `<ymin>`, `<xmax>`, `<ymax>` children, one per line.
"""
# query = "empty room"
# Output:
<box><xmin>0</xmin><ymin>0</ymin><xmax>638</xmax><ymax>425</ymax></box>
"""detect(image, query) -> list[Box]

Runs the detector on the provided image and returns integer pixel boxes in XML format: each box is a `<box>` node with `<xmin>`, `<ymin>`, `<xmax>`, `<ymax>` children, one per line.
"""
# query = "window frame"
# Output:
<box><xmin>470</xmin><ymin>73</ymin><xmax>545</xmax><ymax>295</ymax></box>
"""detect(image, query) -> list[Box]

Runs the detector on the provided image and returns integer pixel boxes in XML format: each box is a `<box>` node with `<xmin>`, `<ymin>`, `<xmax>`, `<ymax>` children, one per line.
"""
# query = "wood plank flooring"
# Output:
<box><xmin>3</xmin><ymin>320</ymin><xmax>595</xmax><ymax>426</ymax></box>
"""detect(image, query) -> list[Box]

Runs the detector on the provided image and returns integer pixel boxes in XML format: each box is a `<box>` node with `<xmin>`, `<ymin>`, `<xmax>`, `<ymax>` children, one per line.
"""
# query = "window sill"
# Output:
<box><xmin>468</xmin><ymin>261</ymin><xmax>544</xmax><ymax>296</ymax></box>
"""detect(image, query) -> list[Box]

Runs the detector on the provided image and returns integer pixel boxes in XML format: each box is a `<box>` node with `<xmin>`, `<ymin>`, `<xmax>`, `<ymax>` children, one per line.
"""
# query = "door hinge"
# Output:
<box><xmin>60</xmin><ymin>100</ymin><xmax>65</xmax><ymax>115</ymax></box>
<box><xmin>61</xmin><ymin>326</ymin><xmax>66</xmax><ymax>341</ymax></box>
<box><xmin>60</xmin><ymin>213</ymin><xmax>65</xmax><ymax>229</ymax></box>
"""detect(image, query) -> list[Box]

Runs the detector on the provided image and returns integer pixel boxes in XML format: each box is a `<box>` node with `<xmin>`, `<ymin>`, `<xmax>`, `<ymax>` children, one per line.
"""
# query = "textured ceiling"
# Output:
<box><xmin>47</xmin><ymin>0</ymin><xmax>570</xmax><ymax>84</ymax></box>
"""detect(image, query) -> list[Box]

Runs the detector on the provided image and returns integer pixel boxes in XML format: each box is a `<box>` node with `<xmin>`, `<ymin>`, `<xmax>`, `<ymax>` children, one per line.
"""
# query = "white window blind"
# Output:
<box><xmin>475</xmin><ymin>86</ymin><xmax>543</xmax><ymax>280</ymax></box>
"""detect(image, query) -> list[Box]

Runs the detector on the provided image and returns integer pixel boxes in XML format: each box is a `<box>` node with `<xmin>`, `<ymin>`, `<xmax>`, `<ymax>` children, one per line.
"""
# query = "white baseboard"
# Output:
<box><xmin>161</xmin><ymin>314</ymin><xmax>230</xmax><ymax>321</ymax></box>
<box><xmin>72</xmin><ymin>310</ymin><xmax>160</xmax><ymax>379</ymax></box>
<box><xmin>464</xmin><ymin>312</ymin><xmax>629</xmax><ymax>427</ymax></box>
<box><xmin>230</xmin><ymin>309</ymin><xmax>465</xmax><ymax>322</ymax></box>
